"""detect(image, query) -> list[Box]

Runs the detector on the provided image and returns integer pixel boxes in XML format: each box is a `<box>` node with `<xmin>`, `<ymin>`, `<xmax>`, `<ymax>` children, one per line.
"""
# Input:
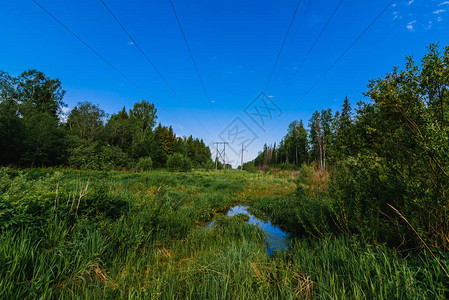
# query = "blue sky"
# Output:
<box><xmin>1</xmin><ymin>0</ymin><xmax>449</xmax><ymax>166</ymax></box>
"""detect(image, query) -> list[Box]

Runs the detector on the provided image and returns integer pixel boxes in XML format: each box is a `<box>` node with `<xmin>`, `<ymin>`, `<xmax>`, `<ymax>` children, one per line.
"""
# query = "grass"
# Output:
<box><xmin>0</xmin><ymin>167</ymin><xmax>448</xmax><ymax>298</ymax></box>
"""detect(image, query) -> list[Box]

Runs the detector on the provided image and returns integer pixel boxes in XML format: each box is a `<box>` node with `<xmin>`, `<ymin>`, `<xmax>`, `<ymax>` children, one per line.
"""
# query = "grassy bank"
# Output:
<box><xmin>0</xmin><ymin>168</ymin><xmax>448</xmax><ymax>298</ymax></box>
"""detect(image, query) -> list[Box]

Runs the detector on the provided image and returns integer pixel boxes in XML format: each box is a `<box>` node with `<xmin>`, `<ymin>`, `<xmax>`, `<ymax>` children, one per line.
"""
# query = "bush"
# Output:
<box><xmin>68</xmin><ymin>141</ymin><xmax>131</xmax><ymax>170</ymax></box>
<box><xmin>166</xmin><ymin>153</ymin><xmax>192</xmax><ymax>172</ymax></box>
<box><xmin>135</xmin><ymin>156</ymin><xmax>153</xmax><ymax>171</ymax></box>
<box><xmin>330</xmin><ymin>155</ymin><xmax>418</xmax><ymax>248</ymax></box>
<box><xmin>99</xmin><ymin>144</ymin><xmax>131</xmax><ymax>170</ymax></box>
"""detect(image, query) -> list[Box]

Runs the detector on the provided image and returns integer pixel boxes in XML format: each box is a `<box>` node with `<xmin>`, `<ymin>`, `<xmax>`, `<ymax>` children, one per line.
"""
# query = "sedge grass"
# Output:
<box><xmin>0</xmin><ymin>168</ymin><xmax>448</xmax><ymax>299</ymax></box>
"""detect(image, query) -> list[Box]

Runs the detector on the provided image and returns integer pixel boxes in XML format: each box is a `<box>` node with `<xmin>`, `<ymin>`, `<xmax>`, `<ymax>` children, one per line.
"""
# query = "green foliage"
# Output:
<box><xmin>0</xmin><ymin>69</ymin><xmax>212</xmax><ymax>170</ymax></box>
<box><xmin>253</xmin><ymin>120</ymin><xmax>309</xmax><ymax>167</ymax></box>
<box><xmin>0</xmin><ymin>168</ymin><xmax>447</xmax><ymax>299</ymax></box>
<box><xmin>0</xmin><ymin>70</ymin><xmax>67</xmax><ymax>166</ymax></box>
<box><xmin>104</xmin><ymin>107</ymin><xmax>133</xmax><ymax>153</ymax></box>
<box><xmin>67</xmin><ymin>101</ymin><xmax>105</xmax><ymax>142</ymax></box>
<box><xmin>333</xmin><ymin>96</ymin><xmax>354</xmax><ymax>160</ymax></box>
<box><xmin>135</xmin><ymin>156</ymin><xmax>153</xmax><ymax>171</ymax></box>
<box><xmin>326</xmin><ymin>44</ymin><xmax>449</xmax><ymax>249</ymax></box>
<box><xmin>15</xmin><ymin>69</ymin><xmax>66</xmax><ymax>118</ymax></box>
<box><xmin>68</xmin><ymin>141</ymin><xmax>131</xmax><ymax>170</ymax></box>
<box><xmin>21</xmin><ymin>111</ymin><xmax>67</xmax><ymax>166</ymax></box>
<box><xmin>330</xmin><ymin>156</ymin><xmax>397</xmax><ymax>242</ymax></box>
<box><xmin>0</xmin><ymin>101</ymin><xmax>26</xmax><ymax>164</ymax></box>
<box><xmin>166</xmin><ymin>153</ymin><xmax>192</xmax><ymax>172</ymax></box>
<box><xmin>249</xmin><ymin>44</ymin><xmax>449</xmax><ymax>251</ymax></box>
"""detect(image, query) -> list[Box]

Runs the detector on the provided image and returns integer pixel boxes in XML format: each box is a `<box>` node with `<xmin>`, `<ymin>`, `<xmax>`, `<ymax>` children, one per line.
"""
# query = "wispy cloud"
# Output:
<box><xmin>392</xmin><ymin>11</ymin><xmax>400</xmax><ymax>20</ymax></box>
<box><xmin>433</xmin><ymin>9</ymin><xmax>446</xmax><ymax>14</ymax></box>
<box><xmin>437</xmin><ymin>16</ymin><xmax>444</xmax><ymax>21</ymax></box>
<box><xmin>438</xmin><ymin>1</ymin><xmax>449</xmax><ymax>6</ymax></box>
<box><xmin>408</xmin><ymin>0</ymin><xmax>414</xmax><ymax>5</ymax></box>
<box><xmin>406</xmin><ymin>20</ymin><xmax>416</xmax><ymax>32</ymax></box>
<box><xmin>424</xmin><ymin>20</ymin><xmax>433</xmax><ymax>30</ymax></box>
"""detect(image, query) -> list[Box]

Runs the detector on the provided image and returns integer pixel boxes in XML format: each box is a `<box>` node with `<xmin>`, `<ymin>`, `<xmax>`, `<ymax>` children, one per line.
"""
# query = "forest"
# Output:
<box><xmin>0</xmin><ymin>45</ymin><xmax>448</xmax><ymax>298</ymax></box>
<box><xmin>0</xmin><ymin>70</ymin><xmax>213</xmax><ymax>171</ymax></box>
<box><xmin>245</xmin><ymin>45</ymin><xmax>449</xmax><ymax>252</ymax></box>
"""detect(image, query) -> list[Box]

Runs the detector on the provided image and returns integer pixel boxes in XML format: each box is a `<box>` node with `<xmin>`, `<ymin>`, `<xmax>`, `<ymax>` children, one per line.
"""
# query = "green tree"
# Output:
<box><xmin>16</xmin><ymin>70</ymin><xmax>65</xmax><ymax>118</ymax></box>
<box><xmin>334</xmin><ymin>97</ymin><xmax>353</xmax><ymax>159</ymax></box>
<box><xmin>0</xmin><ymin>70</ymin><xmax>67</xmax><ymax>166</ymax></box>
<box><xmin>161</xmin><ymin>126</ymin><xmax>175</xmax><ymax>156</ymax></box>
<box><xmin>67</xmin><ymin>102</ymin><xmax>105</xmax><ymax>142</ymax></box>
<box><xmin>135</xmin><ymin>156</ymin><xmax>153</xmax><ymax>171</ymax></box>
<box><xmin>21</xmin><ymin>111</ymin><xmax>67</xmax><ymax>166</ymax></box>
<box><xmin>332</xmin><ymin>44</ymin><xmax>449</xmax><ymax>249</ymax></box>
<box><xmin>166</xmin><ymin>153</ymin><xmax>192</xmax><ymax>172</ymax></box>
<box><xmin>320</xmin><ymin>109</ymin><xmax>333</xmax><ymax>170</ymax></box>
<box><xmin>105</xmin><ymin>107</ymin><xmax>133</xmax><ymax>153</ymax></box>
<box><xmin>0</xmin><ymin>99</ymin><xmax>26</xmax><ymax>164</ymax></box>
<box><xmin>129</xmin><ymin>100</ymin><xmax>157</xmax><ymax>158</ymax></box>
<box><xmin>309</xmin><ymin>111</ymin><xmax>323</xmax><ymax>169</ymax></box>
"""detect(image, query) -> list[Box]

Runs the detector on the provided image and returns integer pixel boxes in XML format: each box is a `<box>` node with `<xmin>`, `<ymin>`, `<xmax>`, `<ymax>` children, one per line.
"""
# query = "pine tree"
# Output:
<box><xmin>309</xmin><ymin>111</ymin><xmax>323</xmax><ymax>169</ymax></box>
<box><xmin>335</xmin><ymin>97</ymin><xmax>353</xmax><ymax>158</ymax></box>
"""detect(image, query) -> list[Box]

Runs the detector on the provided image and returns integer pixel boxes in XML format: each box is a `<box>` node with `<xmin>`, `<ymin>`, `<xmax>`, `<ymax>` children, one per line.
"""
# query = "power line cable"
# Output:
<box><xmin>31</xmin><ymin>0</ymin><xmax>198</xmax><ymax>136</ymax></box>
<box><xmin>273</xmin><ymin>0</ymin><xmax>313</xmax><ymax>82</ymax></box>
<box><xmin>168</xmin><ymin>0</ymin><xmax>221</xmax><ymax>129</ymax></box>
<box><xmin>278</xmin><ymin>0</ymin><xmax>343</xmax><ymax>99</ymax></box>
<box><xmin>99</xmin><ymin>0</ymin><xmax>214</xmax><ymax>140</ymax></box>
<box><xmin>260</xmin><ymin>0</ymin><xmax>396</xmax><ymax>141</ymax></box>
<box><xmin>264</xmin><ymin>0</ymin><xmax>303</xmax><ymax>90</ymax></box>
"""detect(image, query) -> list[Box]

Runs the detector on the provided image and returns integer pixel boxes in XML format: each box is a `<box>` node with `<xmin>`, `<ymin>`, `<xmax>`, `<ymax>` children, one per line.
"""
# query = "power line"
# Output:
<box><xmin>240</xmin><ymin>143</ymin><xmax>248</xmax><ymax>170</ymax></box>
<box><xmin>294</xmin><ymin>0</ymin><xmax>395</xmax><ymax>106</ymax></box>
<box><xmin>213</xmin><ymin>142</ymin><xmax>228</xmax><ymax>170</ymax></box>
<box><xmin>168</xmin><ymin>0</ymin><xmax>221</xmax><ymax>129</ymax></box>
<box><xmin>99</xmin><ymin>0</ymin><xmax>214</xmax><ymax>140</ymax></box>
<box><xmin>273</xmin><ymin>0</ymin><xmax>313</xmax><ymax>81</ymax></box>
<box><xmin>278</xmin><ymin>0</ymin><xmax>344</xmax><ymax>99</ymax></box>
<box><xmin>31</xmin><ymin>0</ymin><xmax>196</xmax><ymax>136</ymax></box>
<box><xmin>261</xmin><ymin>0</ymin><xmax>396</xmax><ymax>140</ymax></box>
<box><xmin>264</xmin><ymin>0</ymin><xmax>303</xmax><ymax>90</ymax></box>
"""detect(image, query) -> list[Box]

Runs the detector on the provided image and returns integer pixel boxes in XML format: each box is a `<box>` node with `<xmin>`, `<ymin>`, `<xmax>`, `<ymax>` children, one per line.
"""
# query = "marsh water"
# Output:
<box><xmin>206</xmin><ymin>205</ymin><xmax>290</xmax><ymax>255</ymax></box>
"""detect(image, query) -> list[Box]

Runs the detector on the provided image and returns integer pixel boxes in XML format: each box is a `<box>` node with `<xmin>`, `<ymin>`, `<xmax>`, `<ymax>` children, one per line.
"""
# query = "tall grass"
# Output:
<box><xmin>0</xmin><ymin>167</ymin><xmax>448</xmax><ymax>298</ymax></box>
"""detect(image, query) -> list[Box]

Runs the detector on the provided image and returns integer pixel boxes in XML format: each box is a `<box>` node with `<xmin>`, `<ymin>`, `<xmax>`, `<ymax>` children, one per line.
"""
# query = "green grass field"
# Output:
<box><xmin>0</xmin><ymin>168</ymin><xmax>448</xmax><ymax>299</ymax></box>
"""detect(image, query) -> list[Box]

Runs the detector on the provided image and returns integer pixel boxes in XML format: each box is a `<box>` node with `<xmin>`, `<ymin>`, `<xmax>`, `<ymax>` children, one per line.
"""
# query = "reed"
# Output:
<box><xmin>0</xmin><ymin>167</ymin><xmax>447</xmax><ymax>299</ymax></box>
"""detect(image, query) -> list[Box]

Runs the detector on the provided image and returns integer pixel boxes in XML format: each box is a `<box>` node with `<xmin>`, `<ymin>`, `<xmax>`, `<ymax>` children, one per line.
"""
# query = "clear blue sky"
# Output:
<box><xmin>1</xmin><ymin>0</ymin><xmax>449</xmax><ymax>166</ymax></box>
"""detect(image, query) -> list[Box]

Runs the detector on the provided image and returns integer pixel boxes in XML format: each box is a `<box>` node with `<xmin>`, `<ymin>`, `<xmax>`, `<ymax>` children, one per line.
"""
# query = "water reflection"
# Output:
<box><xmin>227</xmin><ymin>205</ymin><xmax>290</xmax><ymax>255</ymax></box>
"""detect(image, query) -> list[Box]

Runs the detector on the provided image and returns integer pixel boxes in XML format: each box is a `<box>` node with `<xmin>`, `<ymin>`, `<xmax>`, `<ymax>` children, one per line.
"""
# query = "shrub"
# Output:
<box><xmin>166</xmin><ymin>153</ymin><xmax>192</xmax><ymax>172</ymax></box>
<box><xmin>68</xmin><ymin>142</ymin><xmax>131</xmax><ymax>170</ymax></box>
<box><xmin>135</xmin><ymin>156</ymin><xmax>153</xmax><ymax>171</ymax></box>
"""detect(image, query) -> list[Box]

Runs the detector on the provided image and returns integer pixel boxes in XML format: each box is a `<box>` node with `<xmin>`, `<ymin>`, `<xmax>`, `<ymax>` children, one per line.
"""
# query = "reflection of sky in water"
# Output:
<box><xmin>227</xmin><ymin>206</ymin><xmax>290</xmax><ymax>255</ymax></box>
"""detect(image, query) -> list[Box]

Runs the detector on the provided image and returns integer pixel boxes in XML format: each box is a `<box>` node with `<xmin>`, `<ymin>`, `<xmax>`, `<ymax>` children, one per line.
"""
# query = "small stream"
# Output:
<box><xmin>205</xmin><ymin>205</ymin><xmax>290</xmax><ymax>255</ymax></box>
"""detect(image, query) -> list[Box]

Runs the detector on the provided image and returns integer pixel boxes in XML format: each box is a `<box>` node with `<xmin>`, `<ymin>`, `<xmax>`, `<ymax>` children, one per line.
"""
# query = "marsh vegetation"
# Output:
<box><xmin>0</xmin><ymin>168</ymin><xmax>448</xmax><ymax>299</ymax></box>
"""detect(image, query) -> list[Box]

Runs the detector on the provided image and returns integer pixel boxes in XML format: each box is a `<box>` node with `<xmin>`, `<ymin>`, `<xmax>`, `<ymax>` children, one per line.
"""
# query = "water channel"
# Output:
<box><xmin>206</xmin><ymin>205</ymin><xmax>290</xmax><ymax>255</ymax></box>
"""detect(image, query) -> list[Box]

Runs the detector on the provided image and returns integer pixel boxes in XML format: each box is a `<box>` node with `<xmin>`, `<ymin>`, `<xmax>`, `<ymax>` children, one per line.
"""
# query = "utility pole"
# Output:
<box><xmin>240</xmin><ymin>143</ymin><xmax>247</xmax><ymax>170</ymax></box>
<box><xmin>223</xmin><ymin>143</ymin><xmax>226</xmax><ymax>169</ymax></box>
<box><xmin>215</xmin><ymin>143</ymin><xmax>218</xmax><ymax>170</ymax></box>
<box><xmin>213</xmin><ymin>142</ymin><xmax>228</xmax><ymax>170</ymax></box>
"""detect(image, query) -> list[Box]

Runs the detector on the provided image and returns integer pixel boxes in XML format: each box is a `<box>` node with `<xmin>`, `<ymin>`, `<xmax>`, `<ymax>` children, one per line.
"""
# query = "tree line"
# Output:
<box><xmin>0</xmin><ymin>70</ymin><xmax>213</xmax><ymax>171</ymax></box>
<box><xmin>246</xmin><ymin>95</ymin><xmax>352</xmax><ymax>171</ymax></box>
<box><xmin>248</xmin><ymin>44</ymin><xmax>449</xmax><ymax>250</ymax></box>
